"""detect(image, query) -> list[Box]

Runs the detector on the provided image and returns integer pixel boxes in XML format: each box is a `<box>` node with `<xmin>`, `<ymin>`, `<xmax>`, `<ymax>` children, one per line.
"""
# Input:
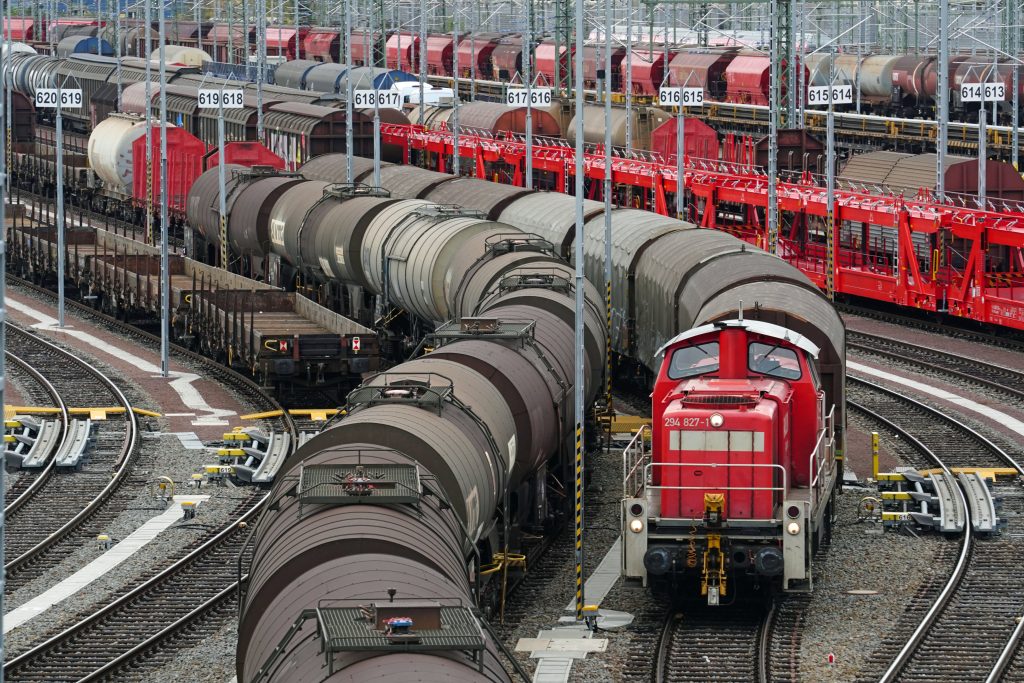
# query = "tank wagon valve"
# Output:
<box><xmin>181</xmin><ymin>500</ymin><xmax>197</xmax><ymax>521</ymax></box>
<box><xmin>383</xmin><ymin>616</ymin><xmax>418</xmax><ymax>643</ymax></box>
<box><xmin>338</xmin><ymin>465</ymin><xmax>379</xmax><ymax>496</ymax></box>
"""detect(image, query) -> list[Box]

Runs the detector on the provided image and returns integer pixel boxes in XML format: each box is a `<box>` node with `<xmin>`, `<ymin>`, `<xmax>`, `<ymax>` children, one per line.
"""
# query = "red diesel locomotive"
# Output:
<box><xmin>623</xmin><ymin>316</ymin><xmax>839</xmax><ymax>605</ymax></box>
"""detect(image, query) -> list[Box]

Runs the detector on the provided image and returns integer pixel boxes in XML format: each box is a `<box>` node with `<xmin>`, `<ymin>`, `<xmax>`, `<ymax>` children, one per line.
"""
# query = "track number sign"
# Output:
<box><xmin>35</xmin><ymin>89</ymin><xmax>83</xmax><ymax>108</ymax></box>
<box><xmin>807</xmin><ymin>85</ymin><xmax>854</xmax><ymax>106</ymax></box>
<box><xmin>658</xmin><ymin>87</ymin><xmax>704</xmax><ymax>107</ymax></box>
<box><xmin>960</xmin><ymin>82</ymin><xmax>1006</xmax><ymax>102</ymax></box>
<box><xmin>353</xmin><ymin>89</ymin><xmax>403</xmax><ymax>109</ymax></box>
<box><xmin>198</xmin><ymin>89</ymin><xmax>245</xmax><ymax>108</ymax></box>
<box><xmin>505</xmin><ymin>88</ymin><xmax>552</xmax><ymax>107</ymax></box>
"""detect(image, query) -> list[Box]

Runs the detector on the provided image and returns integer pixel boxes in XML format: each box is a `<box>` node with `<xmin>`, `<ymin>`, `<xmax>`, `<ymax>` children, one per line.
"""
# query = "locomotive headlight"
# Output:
<box><xmin>629</xmin><ymin>519</ymin><xmax>645</xmax><ymax>533</ymax></box>
<box><xmin>787</xmin><ymin>522</ymin><xmax>801</xmax><ymax>536</ymax></box>
<box><xmin>709</xmin><ymin>413</ymin><xmax>724</xmax><ymax>428</ymax></box>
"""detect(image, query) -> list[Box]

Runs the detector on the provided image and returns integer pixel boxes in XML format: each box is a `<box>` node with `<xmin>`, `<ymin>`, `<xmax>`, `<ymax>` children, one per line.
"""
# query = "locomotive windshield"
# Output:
<box><xmin>667</xmin><ymin>342</ymin><xmax>720</xmax><ymax>379</ymax></box>
<box><xmin>748</xmin><ymin>342</ymin><xmax>802</xmax><ymax>380</ymax></box>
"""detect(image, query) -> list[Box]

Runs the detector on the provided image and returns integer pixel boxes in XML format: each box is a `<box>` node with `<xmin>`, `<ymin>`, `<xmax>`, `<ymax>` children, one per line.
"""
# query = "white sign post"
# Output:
<box><xmin>353</xmin><ymin>89</ymin><xmax>403</xmax><ymax>110</ymax></box>
<box><xmin>197</xmin><ymin>88</ymin><xmax>243</xmax><ymax>267</ymax></box>
<box><xmin>658</xmin><ymin>85</ymin><xmax>705</xmax><ymax>219</ymax></box>
<box><xmin>35</xmin><ymin>88</ymin><xmax>83</xmax><ymax>327</ymax></box>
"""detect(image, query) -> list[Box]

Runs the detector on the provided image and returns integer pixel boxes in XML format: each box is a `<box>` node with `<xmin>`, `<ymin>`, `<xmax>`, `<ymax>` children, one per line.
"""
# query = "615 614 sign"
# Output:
<box><xmin>35</xmin><ymin>89</ymin><xmax>83</xmax><ymax>108</ymax></box>
<box><xmin>505</xmin><ymin>88</ymin><xmax>552</xmax><ymax>107</ymax></box>
<box><xmin>807</xmin><ymin>85</ymin><xmax>853</xmax><ymax>106</ymax></box>
<box><xmin>198</xmin><ymin>89</ymin><xmax>245</xmax><ymax>108</ymax></box>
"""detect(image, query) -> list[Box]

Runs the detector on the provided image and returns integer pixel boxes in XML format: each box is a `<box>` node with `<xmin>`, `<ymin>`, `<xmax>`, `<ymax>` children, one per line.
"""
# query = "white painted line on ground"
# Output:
<box><xmin>564</xmin><ymin>538</ymin><xmax>621</xmax><ymax>612</ymax></box>
<box><xmin>3</xmin><ymin>495</ymin><xmax>210</xmax><ymax>633</ymax></box>
<box><xmin>848</xmin><ymin>361</ymin><xmax>1024</xmax><ymax>437</ymax></box>
<box><xmin>8</xmin><ymin>298</ymin><xmax>237</xmax><ymax>425</ymax></box>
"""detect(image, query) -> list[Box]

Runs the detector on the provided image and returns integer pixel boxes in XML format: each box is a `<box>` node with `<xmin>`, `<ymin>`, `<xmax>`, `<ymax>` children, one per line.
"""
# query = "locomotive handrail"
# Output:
<box><xmin>807</xmin><ymin>405</ymin><xmax>837</xmax><ymax>512</ymax></box>
<box><xmin>622</xmin><ymin>425</ymin><xmax>650</xmax><ymax>498</ymax></box>
<box><xmin>642</xmin><ymin>461</ymin><xmax>789</xmax><ymax>524</ymax></box>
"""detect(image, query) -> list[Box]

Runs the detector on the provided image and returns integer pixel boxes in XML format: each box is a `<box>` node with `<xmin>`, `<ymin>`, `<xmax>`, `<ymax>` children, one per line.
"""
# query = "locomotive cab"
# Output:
<box><xmin>622</xmin><ymin>318</ymin><xmax>837</xmax><ymax>604</ymax></box>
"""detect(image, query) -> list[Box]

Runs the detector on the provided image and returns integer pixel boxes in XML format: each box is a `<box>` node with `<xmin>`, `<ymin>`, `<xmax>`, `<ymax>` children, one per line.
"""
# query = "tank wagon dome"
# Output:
<box><xmin>299</xmin><ymin>153</ymin><xmax>386</xmax><ymax>184</ymax></box>
<box><xmin>87</xmin><ymin>114</ymin><xmax>174</xmax><ymax>194</ymax></box>
<box><xmin>185</xmin><ymin>164</ymin><xmax>248</xmax><ymax>249</ymax></box>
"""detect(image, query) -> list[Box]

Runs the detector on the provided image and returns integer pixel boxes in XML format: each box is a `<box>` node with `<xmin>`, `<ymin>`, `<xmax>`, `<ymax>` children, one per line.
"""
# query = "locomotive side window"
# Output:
<box><xmin>667</xmin><ymin>342</ymin><xmax>720</xmax><ymax>379</ymax></box>
<box><xmin>748</xmin><ymin>342</ymin><xmax>802</xmax><ymax>380</ymax></box>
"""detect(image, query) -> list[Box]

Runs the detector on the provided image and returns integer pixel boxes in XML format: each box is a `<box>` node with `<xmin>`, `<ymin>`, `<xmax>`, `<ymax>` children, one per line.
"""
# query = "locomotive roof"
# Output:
<box><xmin>655</xmin><ymin>319</ymin><xmax>820</xmax><ymax>360</ymax></box>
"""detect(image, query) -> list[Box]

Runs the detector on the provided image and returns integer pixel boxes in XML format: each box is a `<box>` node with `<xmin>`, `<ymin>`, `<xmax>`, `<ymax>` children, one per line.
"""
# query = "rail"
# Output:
<box><xmin>3</xmin><ymin>351</ymin><xmax>69</xmax><ymax>517</ymax></box>
<box><xmin>849</xmin><ymin>380</ymin><xmax>973</xmax><ymax>683</ymax></box>
<box><xmin>4</xmin><ymin>325</ymin><xmax>140</xmax><ymax>574</ymax></box>
<box><xmin>5</xmin><ymin>496</ymin><xmax>268</xmax><ymax>678</ymax></box>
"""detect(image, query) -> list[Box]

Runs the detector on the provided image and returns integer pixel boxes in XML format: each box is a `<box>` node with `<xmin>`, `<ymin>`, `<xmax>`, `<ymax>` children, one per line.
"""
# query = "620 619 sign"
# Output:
<box><xmin>35</xmin><ymin>89</ymin><xmax>83</xmax><ymax>108</ymax></box>
<box><xmin>198</xmin><ymin>89</ymin><xmax>245</xmax><ymax>108</ymax></box>
<box><xmin>960</xmin><ymin>82</ymin><xmax>1006</xmax><ymax>102</ymax></box>
<box><xmin>505</xmin><ymin>88</ymin><xmax>552</xmax><ymax>107</ymax></box>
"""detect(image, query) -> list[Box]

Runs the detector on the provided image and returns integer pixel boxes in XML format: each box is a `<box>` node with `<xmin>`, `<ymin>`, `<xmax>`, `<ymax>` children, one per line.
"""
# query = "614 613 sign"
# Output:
<box><xmin>960</xmin><ymin>82</ymin><xmax>1006</xmax><ymax>102</ymax></box>
<box><xmin>35</xmin><ymin>89</ymin><xmax>83</xmax><ymax>108</ymax></box>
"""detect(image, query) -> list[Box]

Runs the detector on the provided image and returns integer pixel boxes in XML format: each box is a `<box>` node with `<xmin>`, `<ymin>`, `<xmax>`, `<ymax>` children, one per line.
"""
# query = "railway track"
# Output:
<box><xmin>3</xmin><ymin>323</ymin><xmax>139</xmax><ymax>593</ymax></box>
<box><xmin>847</xmin><ymin>377</ymin><xmax>1024</xmax><ymax>683</ymax></box>
<box><xmin>8</xmin><ymin>276</ymin><xmax>294</xmax><ymax>438</ymax></box>
<box><xmin>1</xmin><ymin>281</ymin><xmax>304</xmax><ymax>677</ymax></box>
<box><xmin>4</xmin><ymin>491</ymin><xmax>267</xmax><ymax>682</ymax></box>
<box><xmin>3</xmin><ymin>352</ymin><xmax>68</xmax><ymax>510</ymax></box>
<box><xmin>847</xmin><ymin>330</ymin><xmax>1024</xmax><ymax>403</ymax></box>
<box><xmin>654</xmin><ymin>605</ymin><xmax>770</xmax><ymax>683</ymax></box>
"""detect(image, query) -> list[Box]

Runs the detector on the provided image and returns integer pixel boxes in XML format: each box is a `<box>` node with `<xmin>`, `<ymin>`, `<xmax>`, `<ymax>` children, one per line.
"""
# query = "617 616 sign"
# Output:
<box><xmin>505</xmin><ymin>88</ymin><xmax>552</xmax><ymax>107</ymax></box>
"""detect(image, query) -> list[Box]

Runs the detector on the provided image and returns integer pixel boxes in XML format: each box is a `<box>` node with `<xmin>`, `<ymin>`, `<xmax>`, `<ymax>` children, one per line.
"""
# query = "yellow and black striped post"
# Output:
<box><xmin>220</xmin><ymin>214</ymin><xmax>228</xmax><ymax>270</ymax></box>
<box><xmin>605</xmin><ymin>280</ymin><xmax>612</xmax><ymax>408</ymax></box>
<box><xmin>574</xmin><ymin>420</ymin><xmax>584</xmax><ymax>621</ymax></box>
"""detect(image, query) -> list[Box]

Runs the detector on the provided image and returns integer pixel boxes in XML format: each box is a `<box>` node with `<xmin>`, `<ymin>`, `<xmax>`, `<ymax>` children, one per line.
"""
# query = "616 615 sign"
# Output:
<box><xmin>198</xmin><ymin>89</ymin><xmax>245</xmax><ymax>109</ymax></box>
<box><xmin>35</xmin><ymin>89</ymin><xmax>83</xmax><ymax>108</ymax></box>
<box><xmin>505</xmin><ymin>88</ymin><xmax>552</xmax><ymax>107</ymax></box>
<box><xmin>658</xmin><ymin>87</ymin><xmax>704</xmax><ymax>107</ymax></box>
